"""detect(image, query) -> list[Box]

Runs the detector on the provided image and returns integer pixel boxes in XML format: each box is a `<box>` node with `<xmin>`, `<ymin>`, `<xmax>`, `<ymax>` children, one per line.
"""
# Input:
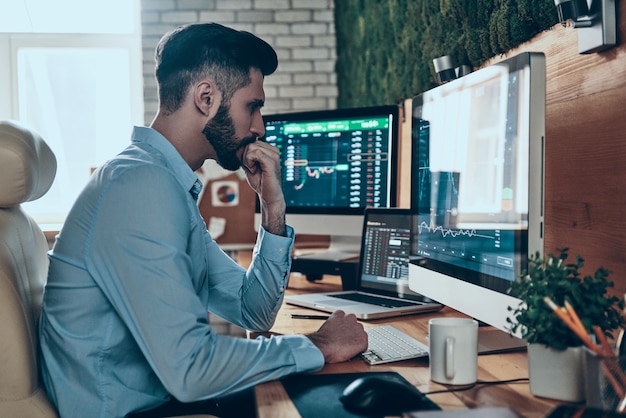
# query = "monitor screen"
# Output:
<box><xmin>256</xmin><ymin>105</ymin><xmax>400</xmax><ymax>257</ymax></box>
<box><xmin>408</xmin><ymin>52</ymin><xmax>545</xmax><ymax>346</ymax></box>
<box><xmin>359</xmin><ymin>208</ymin><xmax>413</xmax><ymax>294</ymax></box>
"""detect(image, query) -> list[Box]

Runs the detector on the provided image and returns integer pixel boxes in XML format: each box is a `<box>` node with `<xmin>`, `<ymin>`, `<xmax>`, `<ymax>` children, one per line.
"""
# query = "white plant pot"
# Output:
<box><xmin>527</xmin><ymin>343</ymin><xmax>586</xmax><ymax>402</ymax></box>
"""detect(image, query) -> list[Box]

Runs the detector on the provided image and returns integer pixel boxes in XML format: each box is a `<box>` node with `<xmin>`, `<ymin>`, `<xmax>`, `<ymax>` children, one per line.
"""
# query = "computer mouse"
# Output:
<box><xmin>339</xmin><ymin>373</ymin><xmax>437</xmax><ymax>417</ymax></box>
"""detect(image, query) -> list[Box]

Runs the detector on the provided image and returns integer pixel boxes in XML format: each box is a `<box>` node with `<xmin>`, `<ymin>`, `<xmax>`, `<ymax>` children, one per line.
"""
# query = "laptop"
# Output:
<box><xmin>285</xmin><ymin>208</ymin><xmax>443</xmax><ymax>320</ymax></box>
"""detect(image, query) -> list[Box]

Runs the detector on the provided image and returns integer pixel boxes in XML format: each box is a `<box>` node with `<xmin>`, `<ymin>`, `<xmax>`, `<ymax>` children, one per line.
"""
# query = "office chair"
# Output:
<box><xmin>0</xmin><ymin>120</ymin><xmax>58</xmax><ymax>417</ymax></box>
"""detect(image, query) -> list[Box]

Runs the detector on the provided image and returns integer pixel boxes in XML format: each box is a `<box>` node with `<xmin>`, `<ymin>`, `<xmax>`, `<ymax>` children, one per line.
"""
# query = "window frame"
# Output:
<box><xmin>0</xmin><ymin>7</ymin><xmax>144</xmax><ymax>227</ymax></box>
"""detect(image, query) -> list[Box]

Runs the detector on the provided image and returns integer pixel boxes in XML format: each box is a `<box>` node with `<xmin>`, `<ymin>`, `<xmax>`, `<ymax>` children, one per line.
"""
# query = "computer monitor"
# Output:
<box><xmin>408</xmin><ymin>52</ymin><xmax>546</xmax><ymax>352</ymax></box>
<box><xmin>256</xmin><ymin>105</ymin><xmax>400</xmax><ymax>260</ymax></box>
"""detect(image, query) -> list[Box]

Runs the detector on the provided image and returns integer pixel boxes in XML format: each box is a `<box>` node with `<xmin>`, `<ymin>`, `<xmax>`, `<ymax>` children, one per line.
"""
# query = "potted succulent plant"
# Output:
<box><xmin>507</xmin><ymin>248</ymin><xmax>624</xmax><ymax>402</ymax></box>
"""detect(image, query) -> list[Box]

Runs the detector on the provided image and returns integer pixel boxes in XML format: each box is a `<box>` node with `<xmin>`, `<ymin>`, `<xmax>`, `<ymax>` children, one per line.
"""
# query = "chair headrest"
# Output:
<box><xmin>0</xmin><ymin>120</ymin><xmax>57</xmax><ymax>207</ymax></box>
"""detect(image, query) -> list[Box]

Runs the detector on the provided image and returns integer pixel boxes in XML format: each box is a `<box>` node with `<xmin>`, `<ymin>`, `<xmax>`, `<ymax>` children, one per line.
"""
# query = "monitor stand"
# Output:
<box><xmin>478</xmin><ymin>326</ymin><xmax>527</xmax><ymax>354</ymax></box>
<box><xmin>290</xmin><ymin>235</ymin><xmax>361</xmax><ymax>288</ymax></box>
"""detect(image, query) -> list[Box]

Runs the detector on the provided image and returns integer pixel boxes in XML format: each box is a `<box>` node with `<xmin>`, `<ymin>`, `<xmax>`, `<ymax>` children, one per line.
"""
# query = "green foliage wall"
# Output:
<box><xmin>335</xmin><ymin>0</ymin><xmax>558</xmax><ymax>108</ymax></box>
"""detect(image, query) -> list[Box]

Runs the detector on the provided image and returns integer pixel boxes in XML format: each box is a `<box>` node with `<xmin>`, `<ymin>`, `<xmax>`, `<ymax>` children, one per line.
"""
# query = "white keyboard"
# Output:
<box><xmin>362</xmin><ymin>325</ymin><xmax>429</xmax><ymax>365</ymax></box>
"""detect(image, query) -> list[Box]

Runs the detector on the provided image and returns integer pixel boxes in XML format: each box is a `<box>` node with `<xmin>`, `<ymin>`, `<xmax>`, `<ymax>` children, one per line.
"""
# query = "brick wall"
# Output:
<box><xmin>141</xmin><ymin>0</ymin><xmax>337</xmax><ymax>125</ymax></box>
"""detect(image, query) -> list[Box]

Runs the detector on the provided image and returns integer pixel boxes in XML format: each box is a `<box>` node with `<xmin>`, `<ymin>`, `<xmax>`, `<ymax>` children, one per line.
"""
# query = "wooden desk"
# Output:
<box><xmin>254</xmin><ymin>273</ymin><xmax>561</xmax><ymax>418</ymax></box>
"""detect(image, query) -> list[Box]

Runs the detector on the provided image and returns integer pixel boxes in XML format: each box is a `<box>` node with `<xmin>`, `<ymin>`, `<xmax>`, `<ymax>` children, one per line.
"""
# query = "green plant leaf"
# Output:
<box><xmin>507</xmin><ymin>249</ymin><xmax>624</xmax><ymax>349</ymax></box>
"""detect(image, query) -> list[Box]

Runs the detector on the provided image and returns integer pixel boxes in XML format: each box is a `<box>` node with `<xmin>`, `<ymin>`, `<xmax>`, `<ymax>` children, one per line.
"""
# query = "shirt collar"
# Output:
<box><xmin>130</xmin><ymin>126</ymin><xmax>203</xmax><ymax>199</ymax></box>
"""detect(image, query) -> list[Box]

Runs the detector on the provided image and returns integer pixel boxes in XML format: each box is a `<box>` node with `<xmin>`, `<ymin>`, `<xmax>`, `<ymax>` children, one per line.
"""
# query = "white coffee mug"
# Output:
<box><xmin>428</xmin><ymin>317</ymin><xmax>478</xmax><ymax>385</ymax></box>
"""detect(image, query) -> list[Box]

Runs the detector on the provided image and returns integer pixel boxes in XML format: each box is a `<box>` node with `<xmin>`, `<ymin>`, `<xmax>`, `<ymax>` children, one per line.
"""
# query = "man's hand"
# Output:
<box><xmin>241</xmin><ymin>140</ymin><xmax>286</xmax><ymax>236</ymax></box>
<box><xmin>241</xmin><ymin>140</ymin><xmax>281</xmax><ymax>199</ymax></box>
<box><xmin>306</xmin><ymin>310</ymin><xmax>368</xmax><ymax>363</ymax></box>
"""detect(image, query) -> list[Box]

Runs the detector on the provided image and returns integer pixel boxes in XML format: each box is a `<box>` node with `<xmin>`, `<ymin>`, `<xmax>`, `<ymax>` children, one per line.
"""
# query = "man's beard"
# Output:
<box><xmin>202</xmin><ymin>104</ymin><xmax>256</xmax><ymax>171</ymax></box>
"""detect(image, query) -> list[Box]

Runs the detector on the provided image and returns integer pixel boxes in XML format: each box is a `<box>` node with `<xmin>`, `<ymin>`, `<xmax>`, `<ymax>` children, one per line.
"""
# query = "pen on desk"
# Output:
<box><xmin>291</xmin><ymin>314</ymin><xmax>330</xmax><ymax>320</ymax></box>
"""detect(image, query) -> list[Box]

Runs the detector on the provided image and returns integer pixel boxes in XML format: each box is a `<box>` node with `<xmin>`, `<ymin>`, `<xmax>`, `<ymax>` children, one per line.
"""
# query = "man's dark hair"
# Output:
<box><xmin>155</xmin><ymin>22</ymin><xmax>278</xmax><ymax>113</ymax></box>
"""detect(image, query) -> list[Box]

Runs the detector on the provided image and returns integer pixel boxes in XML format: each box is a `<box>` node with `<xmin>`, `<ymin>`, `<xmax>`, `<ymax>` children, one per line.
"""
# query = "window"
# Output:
<box><xmin>0</xmin><ymin>1</ymin><xmax>144</xmax><ymax>227</ymax></box>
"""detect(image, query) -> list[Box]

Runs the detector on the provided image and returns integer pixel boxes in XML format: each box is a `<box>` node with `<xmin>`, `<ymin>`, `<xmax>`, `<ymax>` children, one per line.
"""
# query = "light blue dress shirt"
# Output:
<box><xmin>39</xmin><ymin>126</ymin><xmax>324</xmax><ymax>418</ymax></box>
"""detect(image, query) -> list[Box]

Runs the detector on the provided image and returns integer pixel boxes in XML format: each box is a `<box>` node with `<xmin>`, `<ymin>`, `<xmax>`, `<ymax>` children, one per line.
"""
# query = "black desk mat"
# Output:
<box><xmin>280</xmin><ymin>371</ymin><xmax>440</xmax><ymax>418</ymax></box>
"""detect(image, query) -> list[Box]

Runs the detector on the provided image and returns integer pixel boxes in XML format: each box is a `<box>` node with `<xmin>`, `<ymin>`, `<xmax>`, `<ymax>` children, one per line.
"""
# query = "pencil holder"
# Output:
<box><xmin>583</xmin><ymin>348</ymin><xmax>626</xmax><ymax>412</ymax></box>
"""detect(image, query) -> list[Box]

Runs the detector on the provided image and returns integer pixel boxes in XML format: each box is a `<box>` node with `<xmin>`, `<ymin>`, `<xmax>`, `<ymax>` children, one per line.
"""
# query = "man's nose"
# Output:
<box><xmin>251</xmin><ymin>111</ymin><xmax>265</xmax><ymax>139</ymax></box>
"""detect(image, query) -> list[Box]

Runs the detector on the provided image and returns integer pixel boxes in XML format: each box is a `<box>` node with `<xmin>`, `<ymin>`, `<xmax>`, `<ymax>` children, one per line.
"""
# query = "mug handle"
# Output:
<box><xmin>445</xmin><ymin>336</ymin><xmax>455</xmax><ymax>379</ymax></box>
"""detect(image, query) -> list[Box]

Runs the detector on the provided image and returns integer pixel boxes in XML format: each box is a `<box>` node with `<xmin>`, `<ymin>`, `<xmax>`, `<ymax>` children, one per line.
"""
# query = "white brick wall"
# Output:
<box><xmin>141</xmin><ymin>0</ymin><xmax>337</xmax><ymax>124</ymax></box>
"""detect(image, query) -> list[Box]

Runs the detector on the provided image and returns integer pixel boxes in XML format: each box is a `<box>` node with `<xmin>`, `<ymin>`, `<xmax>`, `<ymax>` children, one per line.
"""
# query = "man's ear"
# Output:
<box><xmin>194</xmin><ymin>79</ymin><xmax>221</xmax><ymax>117</ymax></box>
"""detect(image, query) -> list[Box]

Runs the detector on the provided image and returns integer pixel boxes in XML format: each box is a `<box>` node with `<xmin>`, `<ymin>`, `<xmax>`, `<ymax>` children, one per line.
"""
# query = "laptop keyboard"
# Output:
<box><xmin>362</xmin><ymin>325</ymin><xmax>429</xmax><ymax>365</ymax></box>
<box><xmin>332</xmin><ymin>292</ymin><xmax>421</xmax><ymax>308</ymax></box>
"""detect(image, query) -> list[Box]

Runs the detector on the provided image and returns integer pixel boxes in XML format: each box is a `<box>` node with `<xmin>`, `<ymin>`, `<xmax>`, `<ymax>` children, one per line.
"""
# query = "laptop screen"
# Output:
<box><xmin>358</xmin><ymin>208</ymin><xmax>425</xmax><ymax>301</ymax></box>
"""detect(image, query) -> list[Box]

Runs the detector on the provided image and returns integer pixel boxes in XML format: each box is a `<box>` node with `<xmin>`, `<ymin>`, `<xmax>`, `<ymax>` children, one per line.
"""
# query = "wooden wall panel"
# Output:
<box><xmin>397</xmin><ymin>98</ymin><xmax>413</xmax><ymax>208</ymax></box>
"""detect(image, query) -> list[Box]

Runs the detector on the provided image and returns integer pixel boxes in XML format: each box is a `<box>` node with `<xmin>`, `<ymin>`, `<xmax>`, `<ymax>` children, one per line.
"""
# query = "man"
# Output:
<box><xmin>39</xmin><ymin>22</ymin><xmax>368</xmax><ymax>418</ymax></box>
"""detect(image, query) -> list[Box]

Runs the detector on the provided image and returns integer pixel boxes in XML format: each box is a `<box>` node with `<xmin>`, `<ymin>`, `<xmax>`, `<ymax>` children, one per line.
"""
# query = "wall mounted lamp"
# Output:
<box><xmin>432</xmin><ymin>56</ymin><xmax>472</xmax><ymax>85</ymax></box>
<box><xmin>554</xmin><ymin>0</ymin><xmax>617</xmax><ymax>54</ymax></box>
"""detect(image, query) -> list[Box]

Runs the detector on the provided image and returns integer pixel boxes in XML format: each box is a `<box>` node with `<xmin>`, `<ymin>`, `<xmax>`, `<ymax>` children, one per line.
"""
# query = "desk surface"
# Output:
<box><xmin>253</xmin><ymin>273</ymin><xmax>561</xmax><ymax>418</ymax></box>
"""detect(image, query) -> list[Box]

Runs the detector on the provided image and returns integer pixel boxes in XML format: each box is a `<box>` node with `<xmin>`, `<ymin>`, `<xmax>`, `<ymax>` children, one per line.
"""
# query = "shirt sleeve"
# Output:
<box><xmin>83</xmin><ymin>165</ymin><xmax>323</xmax><ymax>402</ymax></box>
<box><xmin>204</xmin><ymin>225</ymin><xmax>295</xmax><ymax>332</ymax></box>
